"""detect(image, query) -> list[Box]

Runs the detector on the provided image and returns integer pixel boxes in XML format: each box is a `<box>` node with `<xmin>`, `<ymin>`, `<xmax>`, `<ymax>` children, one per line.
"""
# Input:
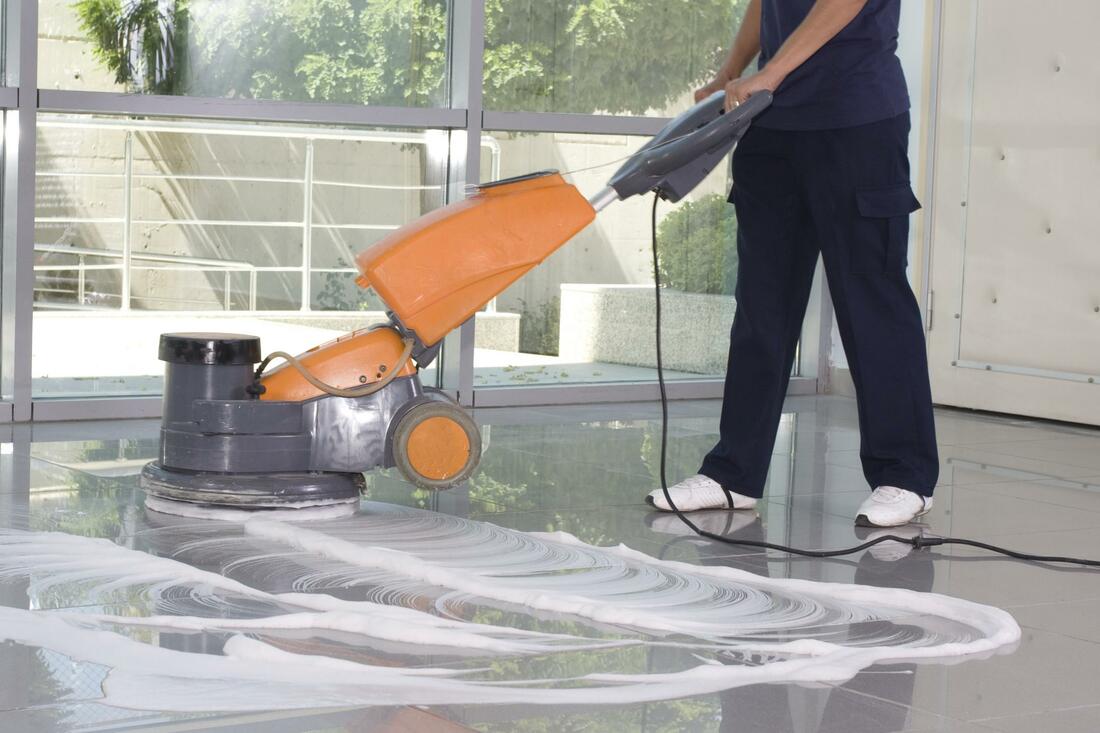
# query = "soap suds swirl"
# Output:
<box><xmin>0</xmin><ymin>501</ymin><xmax>1020</xmax><ymax>711</ymax></box>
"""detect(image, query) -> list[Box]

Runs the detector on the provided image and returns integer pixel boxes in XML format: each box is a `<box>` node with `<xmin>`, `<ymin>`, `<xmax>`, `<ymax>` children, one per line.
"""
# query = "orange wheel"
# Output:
<box><xmin>392</xmin><ymin>401</ymin><xmax>481</xmax><ymax>490</ymax></box>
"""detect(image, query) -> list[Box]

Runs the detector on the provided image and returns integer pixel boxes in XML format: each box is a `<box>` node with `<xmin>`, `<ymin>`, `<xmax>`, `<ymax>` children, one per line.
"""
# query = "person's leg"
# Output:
<box><xmin>802</xmin><ymin>114</ymin><xmax>939</xmax><ymax>499</ymax></box>
<box><xmin>697</xmin><ymin>128</ymin><xmax>820</xmax><ymax>499</ymax></box>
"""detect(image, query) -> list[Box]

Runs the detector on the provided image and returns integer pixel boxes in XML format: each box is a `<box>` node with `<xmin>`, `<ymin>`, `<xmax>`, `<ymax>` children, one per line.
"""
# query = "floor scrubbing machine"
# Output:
<box><xmin>140</xmin><ymin>91</ymin><xmax>772</xmax><ymax>509</ymax></box>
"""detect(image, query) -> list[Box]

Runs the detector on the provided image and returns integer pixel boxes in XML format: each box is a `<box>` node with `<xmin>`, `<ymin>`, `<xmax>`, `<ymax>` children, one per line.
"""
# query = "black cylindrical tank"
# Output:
<box><xmin>157</xmin><ymin>333</ymin><xmax>261</xmax><ymax>432</ymax></box>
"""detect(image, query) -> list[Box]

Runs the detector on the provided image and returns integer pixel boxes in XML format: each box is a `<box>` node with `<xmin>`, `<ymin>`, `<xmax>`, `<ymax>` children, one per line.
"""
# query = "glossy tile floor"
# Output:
<box><xmin>2</xmin><ymin>395</ymin><xmax>1100</xmax><ymax>732</ymax></box>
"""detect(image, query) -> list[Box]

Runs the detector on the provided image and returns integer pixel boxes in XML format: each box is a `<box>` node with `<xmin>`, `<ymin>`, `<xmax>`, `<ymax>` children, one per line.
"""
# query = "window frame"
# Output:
<box><xmin>1</xmin><ymin>0</ymin><xmax>825</xmax><ymax>422</ymax></box>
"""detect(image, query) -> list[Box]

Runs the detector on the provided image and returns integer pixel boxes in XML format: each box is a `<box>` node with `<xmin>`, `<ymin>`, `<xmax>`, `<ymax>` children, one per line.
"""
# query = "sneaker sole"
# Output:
<box><xmin>644</xmin><ymin>494</ymin><xmax>759</xmax><ymax>512</ymax></box>
<box><xmin>854</xmin><ymin>502</ymin><xmax>933</xmax><ymax>529</ymax></box>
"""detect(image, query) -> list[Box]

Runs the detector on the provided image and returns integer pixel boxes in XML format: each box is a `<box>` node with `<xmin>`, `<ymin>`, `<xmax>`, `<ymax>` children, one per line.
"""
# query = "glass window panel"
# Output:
<box><xmin>0</xmin><ymin>112</ymin><xmax>6</xmax><ymax>398</ymax></box>
<box><xmin>474</xmin><ymin>131</ymin><xmax>736</xmax><ymax>387</ymax></box>
<box><xmin>38</xmin><ymin>0</ymin><xmax>449</xmax><ymax>106</ymax></box>
<box><xmin>254</xmin><ymin>271</ymin><xmax>302</xmax><ymax>312</ymax></box>
<box><xmin>309</xmin><ymin>271</ymin><xmax>386</xmax><ymax>313</ymax></box>
<box><xmin>483</xmin><ymin>0</ymin><xmax>747</xmax><ymax>115</ymax></box>
<box><xmin>33</xmin><ymin>115</ymin><xmax>447</xmax><ymax>398</ymax></box>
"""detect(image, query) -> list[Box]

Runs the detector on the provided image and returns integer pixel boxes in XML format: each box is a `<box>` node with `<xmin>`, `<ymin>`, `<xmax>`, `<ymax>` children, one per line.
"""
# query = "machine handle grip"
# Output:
<box><xmin>641</xmin><ymin>91</ymin><xmax>772</xmax><ymax>177</ymax></box>
<box><xmin>607</xmin><ymin>89</ymin><xmax>772</xmax><ymax>201</ymax></box>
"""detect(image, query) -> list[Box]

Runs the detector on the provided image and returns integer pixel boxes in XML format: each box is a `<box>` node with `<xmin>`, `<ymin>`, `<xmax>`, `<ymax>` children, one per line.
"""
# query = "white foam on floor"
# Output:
<box><xmin>0</xmin><ymin>529</ymin><xmax>604</xmax><ymax>656</ymax></box>
<box><xmin>243</xmin><ymin>515</ymin><xmax>1019</xmax><ymax>651</ymax></box>
<box><xmin>0</xmin><ymin>503</ymin><xmax>1021</xmax><ymax>712</ymax></box>
<box><xmin>0</xmin><ymin>606</ymin><xmax>912</xmax><ymax>710</ymax></box>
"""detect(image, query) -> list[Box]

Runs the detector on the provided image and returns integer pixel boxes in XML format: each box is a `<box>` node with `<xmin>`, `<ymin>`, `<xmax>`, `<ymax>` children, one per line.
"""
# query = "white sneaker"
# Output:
<box><xmin>855</xmin><ymin>486</ymin><xmax>933</xmax><ymax>528</ymax></box>
<box><xmin>646</xmin><ymin>474</ymin><xmax>758</xmax><ymax>512</ymax></box>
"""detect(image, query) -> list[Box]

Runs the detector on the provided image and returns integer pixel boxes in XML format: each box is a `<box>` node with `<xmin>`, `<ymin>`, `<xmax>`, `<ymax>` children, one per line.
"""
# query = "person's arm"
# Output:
<box><xmin>722</xmin><ymin>0</ymin><xmax>869</xmax><ymax>112</ymax></box>
<box><xmin>694</xmin><ymin>0</ymin><xmax>763</xmax><ymax>102</ymax></box>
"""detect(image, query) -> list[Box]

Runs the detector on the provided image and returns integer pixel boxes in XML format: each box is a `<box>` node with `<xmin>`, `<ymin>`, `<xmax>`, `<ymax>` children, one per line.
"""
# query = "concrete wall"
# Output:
<box><xmin>38</xmin><ymin>0</ymin><xmax>121</xmax><ymax>92</ymax></box>
<box><xmin>559</xmin><ymin>284</ymin><xmax>735</xmax><ymax>375</ymax></box>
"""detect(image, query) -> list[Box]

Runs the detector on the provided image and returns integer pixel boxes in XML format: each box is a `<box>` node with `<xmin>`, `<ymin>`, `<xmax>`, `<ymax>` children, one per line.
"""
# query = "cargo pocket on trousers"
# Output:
<box><xmin>851</xmin><ymin>183</ymin><xmax>921</xmax><ymax>275</ymax></box>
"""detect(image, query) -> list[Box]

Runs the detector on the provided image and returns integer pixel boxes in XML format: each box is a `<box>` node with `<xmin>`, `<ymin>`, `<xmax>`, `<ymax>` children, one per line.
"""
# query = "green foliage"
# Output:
<box><xmin>312</xmin><ymin>271</ymin><xmax>384</xmax><ymax>311</ymax></box>
<box><xmin>657</xmin><ymin>192</ymin><xmax>738</xmax><ymax>295</ymax></box>
<box><xmin>484</xmin><ymin>0</ymin><xmax>746</xmax><ymax>113</ymax></box>
<box><xmin>74</xmin><ymin>0</ymin><xmax>191</xmax><ymax>94</ymax></box>
<box><xmin>73</xmin><ymin>0</ymin><xmax>746</xmax><ymax>113</ymax></box>
<box><xmin>75</xmin><ymin>0</ymin><xmax>449</xmax><ymax>104</ymax></box>
<box><xmin>200</xmin><ymin>0</ymin><xmax>450</xmax><ymax>105</ymax></box>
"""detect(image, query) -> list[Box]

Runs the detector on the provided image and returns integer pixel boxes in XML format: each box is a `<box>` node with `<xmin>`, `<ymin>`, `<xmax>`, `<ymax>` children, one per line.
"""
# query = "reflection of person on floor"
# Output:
<box><xmin>647</xmin><ymin>0</ymin><xmax>939</xmax><ymax>528</ymax></box>
<box><xmin>649</xmin><ymin>511</ymin><xmax>934</xmax><ymax>733</ymax></box>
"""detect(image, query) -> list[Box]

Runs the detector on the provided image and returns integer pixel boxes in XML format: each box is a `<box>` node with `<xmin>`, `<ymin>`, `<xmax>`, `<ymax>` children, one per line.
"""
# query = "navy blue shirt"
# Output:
<box><xmin>754</xmin><ymin>0</ymin><xmax>909</xmax><ymax>130</ymax></box>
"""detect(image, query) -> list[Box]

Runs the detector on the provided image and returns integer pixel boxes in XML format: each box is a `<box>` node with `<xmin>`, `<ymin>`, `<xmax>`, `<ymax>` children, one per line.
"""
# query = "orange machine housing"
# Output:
<box><xmin>259</xmin><ymin>173</ymin><xmax>594</xmax><ymax>403</ymax></box>
<box><xmin>356</xmin><ymin>172</ymin><xmax>596</xmax><ymax>347</ymax></box>
<box><xmin>260</xmin><ymin>326</ymin><xmax>417</xmax><ymax>402</ymax></box>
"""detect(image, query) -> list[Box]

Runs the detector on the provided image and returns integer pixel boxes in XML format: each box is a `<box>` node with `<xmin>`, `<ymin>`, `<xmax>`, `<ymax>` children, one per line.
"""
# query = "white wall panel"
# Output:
<box><xmin>957</xmin><ymin>1</ymin><xmax>1100</xmax><ymax>375</ymax></box>
<box><xmin>927</xmin><ymin>0</ymin><xmax>1100</xmax><ymax>424</ymax></box>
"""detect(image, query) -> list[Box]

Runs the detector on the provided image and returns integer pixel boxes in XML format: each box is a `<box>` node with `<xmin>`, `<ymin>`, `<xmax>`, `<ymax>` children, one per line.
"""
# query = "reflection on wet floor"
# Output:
<box><xmin>2</xmin><ymin>395</ymin><xmax>1100</xmax><ymax>732</ymax></box>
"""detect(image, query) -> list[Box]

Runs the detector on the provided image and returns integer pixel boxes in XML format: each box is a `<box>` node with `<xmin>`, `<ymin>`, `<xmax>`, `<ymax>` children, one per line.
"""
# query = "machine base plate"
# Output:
<box><xmin>140</xmin><ymin>462</ymin><xmax>364</xmax><ymax>509</ymax></box>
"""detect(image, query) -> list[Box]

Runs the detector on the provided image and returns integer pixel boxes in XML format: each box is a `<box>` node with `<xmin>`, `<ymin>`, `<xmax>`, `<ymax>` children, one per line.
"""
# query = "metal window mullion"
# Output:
<box><xmin>31</xmin><ymin>396</ymin><xmax>162</xmax><ymax>422</ymax></box>
<box><xmin>39</xmin><ymin>116</ymin><xmax>444</xmax><ymax>144</ymax></box>
<box><xmin>0</xmin><ymin>109</ymin><xmax>13</xmax><ymax>404</ymax></box>
<box><xmin>37</xmin><ymin>90</ymin><xmax>468</xmax><ymax>130</ymax></box>
<box><xmin>447</xmin><ymin>0</ymin><xmax>485</xmax><ymax>407</ymax></box>
<box><xmin>5</xmin><ymin>0</ymin><xmax>37</xmax><ymax>420</ymax></box>
<box><xmin>482</xmin><ymin>111</ymin><xmax>670</xmax><ymax>136</ymax></box>
<box><xmin>121</xmin><ymin>131</ymin><xmax>134</xmax><ymax>310</ymax></box>
<box><xmin>301</xmin><ymin>139</ymin><xmax>315</xmax><ymax>311</ymax></box>
<box><xmin>470</xmin><ymin>378</ymin><xmax>818</xmax><ymax>408</ymax></box>
<box><xmin>921</xmin><ymin>0</ymin><xmax>945</xmax><ymax>334</ymax></box>
<box><xmin>24</xmin><ymin>378</ymin><xmax>817</xmax><ymax>420</ymax></box>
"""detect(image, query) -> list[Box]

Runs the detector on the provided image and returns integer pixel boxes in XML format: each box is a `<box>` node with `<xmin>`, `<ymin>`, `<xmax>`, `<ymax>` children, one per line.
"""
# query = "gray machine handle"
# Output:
<box><xmin>607</xmin><ymin>90</ymin><xmax>772</xmax><ymax>203</ymax></box>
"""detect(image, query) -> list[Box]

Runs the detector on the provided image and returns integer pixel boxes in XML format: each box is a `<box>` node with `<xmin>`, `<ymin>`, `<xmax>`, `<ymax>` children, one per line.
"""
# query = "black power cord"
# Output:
<box><xmin>649</xmin><ymin>193</ymin><xmax>1100</xmax><ymax>569</ymax></box>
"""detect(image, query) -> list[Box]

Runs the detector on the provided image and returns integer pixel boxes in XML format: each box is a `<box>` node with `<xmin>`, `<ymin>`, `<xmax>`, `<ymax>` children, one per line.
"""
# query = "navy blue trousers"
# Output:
<box><xmin>700</xmin><ymin>113</ymin><xmax>939</xmax><ymax>498</ymax></box>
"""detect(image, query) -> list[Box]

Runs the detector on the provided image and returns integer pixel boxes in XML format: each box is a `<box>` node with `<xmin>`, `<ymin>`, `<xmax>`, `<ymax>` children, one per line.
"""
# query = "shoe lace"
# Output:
<box><xmin>872</xmin><ymin>485</ymin><xmax>909</xmax><ymax>502</ymax></box>
<box><xmin>682</xmin><ymin>474</ymin><xmax>719</xmax><ymax>492</ymax></box>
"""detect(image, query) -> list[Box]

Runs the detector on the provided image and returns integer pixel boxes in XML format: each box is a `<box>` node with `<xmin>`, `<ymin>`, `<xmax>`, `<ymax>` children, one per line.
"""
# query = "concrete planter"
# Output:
<box><xmin>558</xmin><ymin>284</ymin><xmax>736</xmax><ymax>375</ymax></box>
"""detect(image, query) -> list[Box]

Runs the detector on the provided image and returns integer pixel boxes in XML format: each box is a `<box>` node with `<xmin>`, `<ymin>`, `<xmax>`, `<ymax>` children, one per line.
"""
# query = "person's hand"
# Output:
<box><xmin>723</xmin><ymin>67</ymin><xmax>784</xmax><ymax>112</ymax></box>
<box><xmin>694</xmin><ymin>77</ymin><xmax>727</xmax><ymax>104</ymax></box>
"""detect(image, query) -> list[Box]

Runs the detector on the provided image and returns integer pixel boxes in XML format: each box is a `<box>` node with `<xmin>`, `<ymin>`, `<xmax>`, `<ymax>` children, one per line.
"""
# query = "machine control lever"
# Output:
<box><xmin>607</xmin><ymin>90</ymin><xmax>772</xmax><ymax>203</ymax></box>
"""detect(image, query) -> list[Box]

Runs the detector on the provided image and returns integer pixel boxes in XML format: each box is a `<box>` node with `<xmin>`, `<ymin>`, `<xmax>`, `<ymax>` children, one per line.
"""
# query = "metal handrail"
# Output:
<box><xmin>34</xmin><ymin>244</ymin><xmax>258</xmax><ymax>311</ymax></box>
<box><xmin>35</xmin><ymin>118</ymin><xmax>501</xmax><ymax>314</ymax></box>
<box><xmin>35</xmin><ymin>243</ymin><xmax>256</xmax><ymax>271</ymax></box>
